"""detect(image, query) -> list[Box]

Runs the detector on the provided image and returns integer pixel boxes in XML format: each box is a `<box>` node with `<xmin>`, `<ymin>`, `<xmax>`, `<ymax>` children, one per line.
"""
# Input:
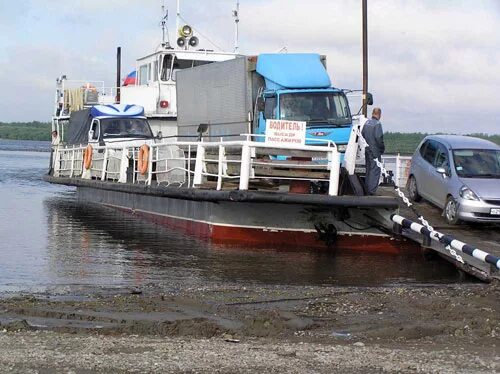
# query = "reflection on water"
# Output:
<box><xmin>0</xmin><ymin>141</ymin><xmax>463</xmax><ymax>295</ymax></box>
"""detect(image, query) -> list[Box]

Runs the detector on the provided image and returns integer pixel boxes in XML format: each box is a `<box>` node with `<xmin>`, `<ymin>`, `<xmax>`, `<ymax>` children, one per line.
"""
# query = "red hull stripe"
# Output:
<box><xmin>109</xmin><ymin>205</ymin><xmax>405</xmax><ymax>254</ymax></box>
<box><xmin>211</xmin><ymin>225</ymin><xmax>402</xmax><ymax>254</ymax></box>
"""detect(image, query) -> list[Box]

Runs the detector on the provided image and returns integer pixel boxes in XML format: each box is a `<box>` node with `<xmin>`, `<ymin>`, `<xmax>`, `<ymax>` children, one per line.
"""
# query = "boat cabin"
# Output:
<box><xmin>120</xmin><ymin>48</ymin><xmax>238</xmax><ymax>131</ymax></box>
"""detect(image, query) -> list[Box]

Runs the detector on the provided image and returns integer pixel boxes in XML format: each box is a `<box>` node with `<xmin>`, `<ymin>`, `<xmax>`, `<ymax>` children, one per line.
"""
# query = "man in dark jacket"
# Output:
<box><xmin>362</xmin><ymin>107</ymin><xmax>385</xmax><ymax>195</ymax></box>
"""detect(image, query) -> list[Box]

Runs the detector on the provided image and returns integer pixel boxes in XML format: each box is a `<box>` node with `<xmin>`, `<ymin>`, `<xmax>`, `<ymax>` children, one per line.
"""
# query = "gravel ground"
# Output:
<box><xmin>0</xmin><ymin>331</ymin><xmax>497</xmax><ymax>373</ymax></box>
<box><xmin>0</xmin><ymin>283</ymin><xmax>498</xmax><ymax>373</ymax></box>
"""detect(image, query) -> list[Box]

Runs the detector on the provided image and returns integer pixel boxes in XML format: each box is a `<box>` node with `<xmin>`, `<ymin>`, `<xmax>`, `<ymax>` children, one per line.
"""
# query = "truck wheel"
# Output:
<box><xmin>407</xmin><ymin>175</ymin><xmax>421</xmax><ymax>202</ymax></box>
<box><xmin>444</xmin><ymin>196</ymin><xmax>461</xmax><ymax>225</ymax></box>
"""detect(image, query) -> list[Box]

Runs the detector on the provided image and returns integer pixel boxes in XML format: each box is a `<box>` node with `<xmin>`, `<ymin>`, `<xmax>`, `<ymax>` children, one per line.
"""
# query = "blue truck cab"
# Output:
<box><xmin>255</xmin><ymin>54</ymin><xmax>352</xmax><ymax>154</ymax></box>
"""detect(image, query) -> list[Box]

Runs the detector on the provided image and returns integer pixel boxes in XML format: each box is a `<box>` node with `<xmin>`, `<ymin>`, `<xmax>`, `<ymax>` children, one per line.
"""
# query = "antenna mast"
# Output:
<box><xmin>362</xmin><ymin>0</ymin><xmax>368</xmax><ymax>117</ymax></box>
<box><xmin>176</xmin><ymin>0</ymin><xmax>181</xmax><ymax>36</ymax></box>
<box><xmin>233</xmin><ymin>1</ymin><xmax>240</xmax><ymax>53</ymax></box>
<box><xmin>160</xmin><ymin>1</ymin><xmax>170</xmax><ymax>47</ymax></box>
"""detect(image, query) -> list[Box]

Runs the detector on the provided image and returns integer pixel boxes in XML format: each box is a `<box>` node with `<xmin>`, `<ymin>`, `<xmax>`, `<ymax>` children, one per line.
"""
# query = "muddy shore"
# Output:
<box><xmin>0</xmin><ymin>282</ymin><xmax>498</xmax><ymax>373</ymax></box>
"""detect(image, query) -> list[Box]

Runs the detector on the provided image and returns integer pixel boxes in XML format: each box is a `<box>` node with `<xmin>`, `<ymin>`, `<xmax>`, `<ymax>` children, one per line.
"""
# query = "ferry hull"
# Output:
<box><xmin>48</xmin><ymin>179</ymin><xmax>405</xmax><ymax>254</ymax></box>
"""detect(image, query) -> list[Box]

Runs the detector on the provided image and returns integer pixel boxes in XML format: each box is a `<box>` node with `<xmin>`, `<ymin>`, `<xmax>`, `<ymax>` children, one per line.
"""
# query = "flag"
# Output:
<box><xmin>123</xmin><ymin>71</ymin><xmax>136</xmax><ymax>86</ymax></box>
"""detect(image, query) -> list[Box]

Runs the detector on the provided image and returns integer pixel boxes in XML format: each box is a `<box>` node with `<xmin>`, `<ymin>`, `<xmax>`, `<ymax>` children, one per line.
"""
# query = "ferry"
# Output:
<box><xmin>46</xmin><ymin>2</ymin><xmax>403</xmax><ymax>253</ymax></box>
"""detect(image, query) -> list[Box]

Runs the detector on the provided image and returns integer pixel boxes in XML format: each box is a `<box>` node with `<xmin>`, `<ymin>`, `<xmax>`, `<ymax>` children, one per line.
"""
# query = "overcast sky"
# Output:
<box><xmin>1</xmin><ymin>0</ymin><xmax>499</xmax><ymax>133</ymax></box>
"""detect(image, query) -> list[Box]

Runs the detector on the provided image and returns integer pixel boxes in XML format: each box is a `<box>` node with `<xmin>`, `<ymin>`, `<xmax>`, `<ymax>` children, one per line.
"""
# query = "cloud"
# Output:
<box><xmin>233</xmin><ymin>0</ymin><xmax>500</xmax><ymax>133</ymax></box>
<box><xmin>0</xmin><ymin>0</ymin><xmax>499</xmax><ymax>134</ymax></box>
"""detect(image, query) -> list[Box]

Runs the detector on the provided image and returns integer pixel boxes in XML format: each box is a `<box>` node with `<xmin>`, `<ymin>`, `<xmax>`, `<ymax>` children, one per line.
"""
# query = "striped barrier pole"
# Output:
<box><xmin>391</xmin><ymin>214</ymin><xmax>500</xmax><ymax>270</ymax></box>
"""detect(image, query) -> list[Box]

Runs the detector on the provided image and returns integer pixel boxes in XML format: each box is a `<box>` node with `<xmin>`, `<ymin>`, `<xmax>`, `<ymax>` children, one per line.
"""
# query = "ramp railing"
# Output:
<box><xmin>392</xmin><ymin>214</ymin><xmax>500</xmax><ymax>271</ymax></box>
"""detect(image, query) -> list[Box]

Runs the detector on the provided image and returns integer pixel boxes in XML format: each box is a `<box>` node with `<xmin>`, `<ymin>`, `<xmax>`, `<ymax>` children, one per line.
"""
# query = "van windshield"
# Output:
<box><xmin>101</xmin><ymin>118</ymin><xmax>153</xmax><ymax>138</ymax></box>
<box><xmin>453</xmin><ymin>149</ymin><xmax>500</xmax><ymax>178</ymax></box>
<box><xmin>279</xmin><ymin>92</ymin><xmax>351</xmax><ymax>126</ymax></box>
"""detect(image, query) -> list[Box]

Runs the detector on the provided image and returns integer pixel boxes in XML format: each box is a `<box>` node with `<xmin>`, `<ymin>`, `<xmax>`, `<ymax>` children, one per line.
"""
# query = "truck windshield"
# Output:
<box><xmin>453</xmin><ymin>149</ymin><xmax>500</xmax><ymax>178</ymax></box>
<box><xmin>279</xmin><ymin>92</ymin><xmax>351</xmax><ymax>126</ymax></box>
<box><xmin>101</xmin><ymin>118</ymin><xmax>153</xmax><ymax>138</ymax></box>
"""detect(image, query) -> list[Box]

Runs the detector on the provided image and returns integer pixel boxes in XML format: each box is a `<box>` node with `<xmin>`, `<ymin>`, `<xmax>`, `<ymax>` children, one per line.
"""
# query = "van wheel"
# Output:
<box><xmin>444</xmin><ymin>196</ymin><xmax>461</xmax><ymax>225</ymax></box>
<box><xmin>407</xmin><ymin>176</ymin><xmax>421</xmax><ymax>202</ymax></box>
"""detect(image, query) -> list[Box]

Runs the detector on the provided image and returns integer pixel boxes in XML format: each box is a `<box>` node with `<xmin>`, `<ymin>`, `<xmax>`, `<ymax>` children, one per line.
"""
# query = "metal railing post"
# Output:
<box><xmin>54</xmin><ymin>148</ymin><xmax>61</xmax><ymax>177</ymax></box>
<box><xmin>328</xmin><ymin>149</ymin><xmax>340</xmax><ymax>196</ymax></box>
<box><xmin>101</xmin><ymin>148</ymin><xmax>108</xmax><ymax>180</ymax></box>
<box><xmin>147</xmin><ymin>145</ymin><xmax>154</xmax><ymax>185</ymax></box>
<box><xmin>187</xmin><ymin>145</ymin><xmax>192</xmax><ymax>187</ymax></box>
<box><xmin>395</xmin><ymin>153</ymin><xmax>401</xmax><ymax>187</ymax></box>
<box><xmin>70</xmin><ymin>149</ymin><xmax>75</xmax><ymax>177</ymax></box>
<box><xmin>118</xmin><ymin>148</ymin><xmax>128</xmax><ymax>183</ymax></box>
<box><xmin>239</xmin><ymin>143</ymin><xmax>251</xmax><ymax>190</ymax></box>
<box><xmin>132</xmin><ymin>148</ymin><xmax>137</xmax><ymax>183</ymax></box>
<box><xmin>217</xmin><ymin>144</ymin><xmax>225</xmax><ymax>190</ymax></box>
<box><xmin>193</xmin><ymin>144</ymin><xmax>206</xmax><ymax>187</ymax></box>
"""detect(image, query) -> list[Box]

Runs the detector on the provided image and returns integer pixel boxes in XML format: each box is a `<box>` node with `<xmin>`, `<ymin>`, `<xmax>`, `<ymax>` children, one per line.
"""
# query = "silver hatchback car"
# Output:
<box><xmin>407</xmin><ymin>135</ymin><xmax>500</xmax><ymax>224</ymax></box>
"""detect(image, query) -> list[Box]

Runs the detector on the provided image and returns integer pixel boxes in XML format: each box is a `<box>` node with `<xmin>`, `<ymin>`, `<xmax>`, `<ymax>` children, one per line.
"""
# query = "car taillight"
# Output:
<box><xmin>160</xmin><ymin>100</ymin><xmax>169</xmax><ymax>108</ymax></box>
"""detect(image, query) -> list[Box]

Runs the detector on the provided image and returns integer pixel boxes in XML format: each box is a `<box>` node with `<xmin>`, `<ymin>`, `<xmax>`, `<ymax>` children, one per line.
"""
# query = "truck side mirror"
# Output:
<box><xmin>366</xmin><ymin>92</ymin><xmax>374</xmax><ymax>106</ymax></box>
<box><xmin>256</xmin><ymin>97</ymin><xmax>265</xmax><ymax>112</ymax></box>
<box><xmin>88</xmin><ymin>129</ymin><xmax>94</xmax><ymax>140</ymax></box>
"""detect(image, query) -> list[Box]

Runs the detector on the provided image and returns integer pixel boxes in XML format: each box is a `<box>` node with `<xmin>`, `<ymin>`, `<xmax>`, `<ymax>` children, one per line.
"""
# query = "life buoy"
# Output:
<box><xmin>83</xmin><ymin>144</ymin><xmax>93</xmax><ymax>170</ymax></box>
<box><xmin>138</xmin><ymin>144</ymin><xmax>150</xmax><ymax>175</ymax></box>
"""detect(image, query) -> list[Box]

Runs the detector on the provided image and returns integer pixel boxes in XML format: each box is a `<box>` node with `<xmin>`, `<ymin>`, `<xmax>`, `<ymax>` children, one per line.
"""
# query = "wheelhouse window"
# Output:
<box><xmin>153</xmin><ymin>60</ymin><xmax>159</xmax><ymax>82</ymax></box>
<box><xmin>453</xmin><ymin>149</ymin><xmax>500</xmax><ymax>178</ymax></box>
<box><xmin>138</xmin><ymin>65</ymin><xmax>148</xmax><ymax>85</ymax></box>
<box><xmin>170</xmin><ymin>59</ymin><xmax>196</xmax><ymax>81</ymax></box>
<box><xmin>279</xmin><ymin>92</ymin><xmax>351</xmax><ymax>126</ymax></box>
<box><xmin>160</xmin><ymin>55</ymin><xmax>214</xmax><ymax>82</ymax></box>
<box><xmin>160</xmin><ymin>54</ymin><xmax>173</xmax><ymax>81</ymax></box>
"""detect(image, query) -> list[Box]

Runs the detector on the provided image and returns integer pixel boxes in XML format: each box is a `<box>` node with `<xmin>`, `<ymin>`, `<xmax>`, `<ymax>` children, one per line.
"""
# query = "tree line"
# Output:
<box><xmin>0</xmin><ymin>122</ymin><xmax>52</xmax><ymax>141</ymax></box>
<box><xmin>384</xmin><ymin>132</ymin><xmax>500</xmax><ymax>154</ymax></box>
<box><xmin>0</xmin><ymin>122</ymin><xmax>499</xmax><ymax>153</ymax></box>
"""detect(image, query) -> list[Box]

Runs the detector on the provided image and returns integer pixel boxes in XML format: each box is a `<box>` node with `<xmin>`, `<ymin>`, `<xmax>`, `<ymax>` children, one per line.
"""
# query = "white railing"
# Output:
<box><xmin>380</xmin><ymin>154</ymin><xmax>412</xmax><ymax>187</ymax></box>
<box><xmin>54</xmin><ymin>138</ymin><xmax>342</xmax><ymax>196</ymax></box>
<box><xmin>54</xmin><ymin>79</ymin><xmax>120</xmax><ymax>119</ymax></box>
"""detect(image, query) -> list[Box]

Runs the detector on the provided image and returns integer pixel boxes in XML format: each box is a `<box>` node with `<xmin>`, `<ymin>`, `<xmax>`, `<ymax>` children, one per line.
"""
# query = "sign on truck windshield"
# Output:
<box><xmin>265</xmin><ymin>120</ymin><xmax>306</xmax><ymax>146</ymax></box>
<box><xmin>279</xmin><ymin>92</ymin><xmax>351</xmax><ymax>126</ymax></box>
<box><xmin>101</xmin><ymin>118</ymin><xmax>153</xmax><ymax>138</ymax></box>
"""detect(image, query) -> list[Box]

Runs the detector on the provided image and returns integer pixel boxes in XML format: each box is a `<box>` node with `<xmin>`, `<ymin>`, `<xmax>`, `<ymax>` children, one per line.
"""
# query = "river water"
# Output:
<box><xmin>0</xmin><ymin>140</ymin><xmax>462</xmax><ymax>295</ymax></box>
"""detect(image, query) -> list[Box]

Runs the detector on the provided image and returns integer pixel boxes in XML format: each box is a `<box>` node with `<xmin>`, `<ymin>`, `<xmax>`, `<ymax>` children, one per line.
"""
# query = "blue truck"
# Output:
<box><xmin>176</xmin><ymin>53</ymin><xmax>355</xmax><ymax>155</ymax></box>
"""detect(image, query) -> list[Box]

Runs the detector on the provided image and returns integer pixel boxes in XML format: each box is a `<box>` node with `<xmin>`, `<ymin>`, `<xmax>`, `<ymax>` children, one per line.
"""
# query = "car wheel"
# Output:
<box><xmin>444</xmin><ymin>196</ymin><xmax>461</xmax><ymax>225</ymax></box>
<box><xmin>407</xmin><ymin>175</ymin><xmax>422</xmax><ymax>202</ymax></box>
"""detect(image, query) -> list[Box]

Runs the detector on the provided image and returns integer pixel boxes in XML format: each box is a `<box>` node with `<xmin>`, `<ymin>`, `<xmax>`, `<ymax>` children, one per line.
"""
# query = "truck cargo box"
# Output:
<box><xmin>176</xmin><ymin>57</ymin><xmax>262</xmax><ymax>140</ymax></box>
